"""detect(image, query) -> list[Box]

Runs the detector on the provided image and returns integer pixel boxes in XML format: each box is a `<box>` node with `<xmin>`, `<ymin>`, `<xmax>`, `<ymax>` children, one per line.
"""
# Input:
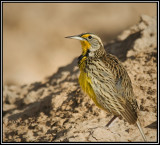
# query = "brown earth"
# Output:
<box><xmin>3</xmin><ymin>15</ymin><xmax>157</xmax><ymax>142</ymax></box>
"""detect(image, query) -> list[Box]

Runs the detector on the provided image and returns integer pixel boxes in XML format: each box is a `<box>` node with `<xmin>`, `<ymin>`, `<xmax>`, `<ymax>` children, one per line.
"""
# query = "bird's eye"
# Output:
<box><xmin>88</xmin><ymin>36</ymin><xmax>92</xmax><ymax>39</ymax></box>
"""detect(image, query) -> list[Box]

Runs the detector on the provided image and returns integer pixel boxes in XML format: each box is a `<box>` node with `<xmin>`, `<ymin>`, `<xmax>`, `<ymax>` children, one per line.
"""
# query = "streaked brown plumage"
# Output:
<box><xmin>86</xmin><ymin>52</ymin><xmax>138</xmax><ymax>123</ymax></box>
<box><xmin>66</xmin><ymin>32</ymin><xmax>147</xmax><ymax>141</ymax></box>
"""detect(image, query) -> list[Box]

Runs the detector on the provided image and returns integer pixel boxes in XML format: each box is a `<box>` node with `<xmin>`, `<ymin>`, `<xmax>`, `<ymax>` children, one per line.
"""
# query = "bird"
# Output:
<box><xmin>65</xmin><ymin>32</ymin><xmax>147</xmax><ymax>141</ymax></box>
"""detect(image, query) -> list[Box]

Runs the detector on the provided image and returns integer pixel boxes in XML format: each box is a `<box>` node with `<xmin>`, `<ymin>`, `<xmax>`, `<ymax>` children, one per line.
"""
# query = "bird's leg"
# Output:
<box><xmin>106</xmin><ymin>115</ymin><xmax>117</xmax><ymax>128</ymax></box>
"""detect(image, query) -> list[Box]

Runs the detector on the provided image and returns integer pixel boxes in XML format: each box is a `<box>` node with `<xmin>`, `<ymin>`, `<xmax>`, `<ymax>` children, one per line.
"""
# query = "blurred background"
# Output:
<box><xmin>3</xmin><ymin>3</ymin><xmax>157</xmax><ymax>85</ymax></box>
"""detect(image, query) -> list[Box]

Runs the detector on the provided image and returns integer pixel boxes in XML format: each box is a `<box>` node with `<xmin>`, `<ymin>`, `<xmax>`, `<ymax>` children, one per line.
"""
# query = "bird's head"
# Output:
<box><xmin>65</xmin><ymin>33</ymin><xmax>104</xmax><ymax>57</ymax></box>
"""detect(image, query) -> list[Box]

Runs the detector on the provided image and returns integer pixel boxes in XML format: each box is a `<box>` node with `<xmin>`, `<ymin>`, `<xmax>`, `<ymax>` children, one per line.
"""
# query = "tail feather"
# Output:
<box><xmin>118</xmin><ymin>100</ymin><xmax>147</xmax><ymax>141</ymax></box>
<box><xmin>119</xmin><ymin>100</ymin><xmax>138</xmax><ymax>124</ymax></box>
<box><xmin>136</xmin><ymin>119</ymin><xmax>147</xmax><ymax>142</ymax></box>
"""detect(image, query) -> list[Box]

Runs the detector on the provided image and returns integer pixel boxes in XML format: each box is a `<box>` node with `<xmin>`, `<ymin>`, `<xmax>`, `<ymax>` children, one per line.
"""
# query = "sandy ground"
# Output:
<box><xmin>3</xmin><ymin>3</ymin><xmax>156</xmax><ymax>85</ymax></box>
<box><xmin>3</xmin><ymin>15</ymin><xmax>157</xmax><ymax>142</ymax></box>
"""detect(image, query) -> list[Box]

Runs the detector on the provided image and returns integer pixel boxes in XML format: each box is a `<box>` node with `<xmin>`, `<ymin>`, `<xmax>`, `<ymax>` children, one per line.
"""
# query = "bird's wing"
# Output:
<box><xmin>86</xmin><ymin>58</ymin><xmax>137</xmax><ymax>124</ymax></box>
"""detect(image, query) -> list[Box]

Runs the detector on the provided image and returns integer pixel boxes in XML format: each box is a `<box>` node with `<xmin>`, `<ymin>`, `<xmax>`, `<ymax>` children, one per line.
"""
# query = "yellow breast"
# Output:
<box><xmin>78</xmin><ymin>60</ymin><xmax>107</xmax><ymax>111</ymax></box>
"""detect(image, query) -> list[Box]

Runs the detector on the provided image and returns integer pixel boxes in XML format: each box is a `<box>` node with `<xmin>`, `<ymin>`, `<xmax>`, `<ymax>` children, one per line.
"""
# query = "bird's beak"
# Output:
<box><xmin>65</xmin><ymin>35</ymin><xmax>85</xmax><ymax>41</ymax></box>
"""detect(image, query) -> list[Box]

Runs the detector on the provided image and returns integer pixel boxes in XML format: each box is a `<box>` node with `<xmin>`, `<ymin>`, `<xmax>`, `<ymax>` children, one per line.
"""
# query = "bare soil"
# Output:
<box><xmin>3</xmin><ymin>15</ymin><xmax>157</xmax><ymax>142</ymax></box>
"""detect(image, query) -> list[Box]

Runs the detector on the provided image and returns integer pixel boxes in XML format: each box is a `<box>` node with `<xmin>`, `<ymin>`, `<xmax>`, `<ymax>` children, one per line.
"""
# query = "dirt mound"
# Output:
<box><xmin>3</xmin><ymin>15</ymin><xmax>157</xmax><ymax>142</ymax></box>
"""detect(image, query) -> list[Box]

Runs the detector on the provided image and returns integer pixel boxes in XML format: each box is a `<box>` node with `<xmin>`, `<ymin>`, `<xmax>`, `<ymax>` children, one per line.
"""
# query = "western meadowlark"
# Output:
<box><xmin>65</xmin><ymin>32</ymin><xmax>147</xmax><ymax>141</ymax></box>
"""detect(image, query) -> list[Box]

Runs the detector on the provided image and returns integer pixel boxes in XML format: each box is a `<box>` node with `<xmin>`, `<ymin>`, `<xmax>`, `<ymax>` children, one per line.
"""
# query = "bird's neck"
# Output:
<box><xmin>78</xmin><ymin>41</ymin><xmax>91</xmax><ymax>68</ymax></box>
<box><xmin>89</xmin><ymin>46</ymin><xmax>106</xmax><ymax>58</ymax></box>
<box><xmin>78</xmin><ymin>49</ymin><xmax>89</xmax><ymax>68</ymax></box>
<box><xmin>78</xmin><ymin>44</ymin><xmax>106</xmax><ymax>69</ymax></box>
